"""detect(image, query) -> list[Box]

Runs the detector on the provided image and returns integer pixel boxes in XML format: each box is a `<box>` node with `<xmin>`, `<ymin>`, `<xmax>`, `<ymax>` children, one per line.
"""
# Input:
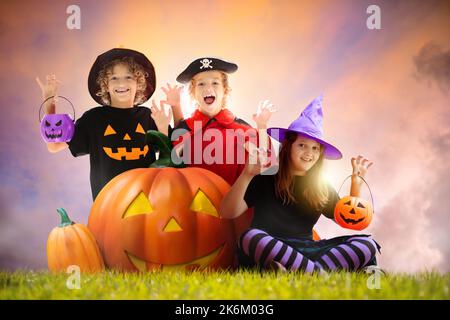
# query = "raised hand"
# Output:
<box><xmin>150</xmin><ymin>99</ymin><xmax>172</xmax><ymax>136</ymax></box>
<box><xmin>350</xmin><ymin>155</ymin><xmax>373</xmax><ymax>197</ymax></box>
<box><xmin>243</xmin><ymin>142</ymin><xmax>272</xmax><ymax>177</ymax></box>
<box><xmin>161</xmin><ymin>83</ymin><xmax>182</xmax><ymax>108</ymax></box>
<box><xmin>36</xmin><ymin>74</ymin><xmax>61</xmax><ymax>114</ymax></box>
<box><xmin>252</xmin><ymin>100</ymin><xmax>277</xmax><ymax>129</ymax></box>
<box><xmin>161</xmin><ymin>83</ymin><xmax>184</xmax><ymax>127</ymax></box>
<box><xmin>351</xmin><ymin>155</ymin><xmax>373</xmax><ymax>178</ymax></box>
<box><xmin>36</xmin><ymin>74</ymin><xmax>60</xmax><ymax>100</ymax></box>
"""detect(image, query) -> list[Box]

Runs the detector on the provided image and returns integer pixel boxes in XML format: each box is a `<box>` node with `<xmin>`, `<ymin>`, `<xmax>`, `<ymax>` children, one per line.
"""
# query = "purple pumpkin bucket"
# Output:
<box><xmin>39</xmin><ymin>96</ymin><xmax>75</xmax><ymax>143</ymax></box>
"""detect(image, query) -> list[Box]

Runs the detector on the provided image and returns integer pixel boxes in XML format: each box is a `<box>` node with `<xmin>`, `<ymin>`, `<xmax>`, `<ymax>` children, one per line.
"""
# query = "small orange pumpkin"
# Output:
<box><xmin>47</xmin><ymin>208</ymin><xmax>105</xmax><ymax>273</ymax></box>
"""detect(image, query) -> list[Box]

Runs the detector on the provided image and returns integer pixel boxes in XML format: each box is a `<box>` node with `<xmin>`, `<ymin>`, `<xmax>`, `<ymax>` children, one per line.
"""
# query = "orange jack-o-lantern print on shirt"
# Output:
<box><xmin>102</xmin><ymin>122</ymin><xmax>149</xmax><ymax>160</ymax></box>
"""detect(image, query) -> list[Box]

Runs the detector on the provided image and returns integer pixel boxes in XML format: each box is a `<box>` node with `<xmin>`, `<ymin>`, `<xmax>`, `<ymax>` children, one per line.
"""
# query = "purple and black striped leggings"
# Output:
<box><xmin>239</xmin><ymin>228</ymin><xmax>379</xmax><ymax>272</ymax></box>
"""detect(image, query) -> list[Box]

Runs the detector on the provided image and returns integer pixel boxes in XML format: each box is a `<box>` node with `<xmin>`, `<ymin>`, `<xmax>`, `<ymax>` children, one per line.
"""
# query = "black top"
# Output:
<box><xmin>68</xmin><ymin>106</ymin><xmax>157</xmax><ymax>200</ymax></box>
<box><xmin>244</xmin><ymin>174</ymin><xmax>339</xmax><ymax>239</ymax></box>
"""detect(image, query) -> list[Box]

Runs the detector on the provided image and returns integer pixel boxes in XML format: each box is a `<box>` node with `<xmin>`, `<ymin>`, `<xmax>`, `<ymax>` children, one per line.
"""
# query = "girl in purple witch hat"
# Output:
<box><xmin>221</xmin><ymin>95</ymin><xmax>381</xmax><ymax>272</ymax></box>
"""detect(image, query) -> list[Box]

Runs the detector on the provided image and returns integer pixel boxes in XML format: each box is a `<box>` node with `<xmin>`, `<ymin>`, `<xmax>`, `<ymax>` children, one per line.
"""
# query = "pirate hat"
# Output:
<box><xmin>88</xmin><ymin>48</ymin><xmax>156</xmax><ymax>105</ymax></box>
<box><xmin>176</xmin><ymin>57</ymin><xmax>238</xmax><ymax>83</ymax></box>
<box><xmin>267</xmin><ymin>95</ymin><xmax>343</xmax><ymax>160</ymax></box>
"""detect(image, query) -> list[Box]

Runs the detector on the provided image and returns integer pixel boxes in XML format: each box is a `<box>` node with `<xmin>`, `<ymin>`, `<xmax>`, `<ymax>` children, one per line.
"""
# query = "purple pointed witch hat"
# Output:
<box><xmin>267</xmin><ymin>95</ymin><xmax>342</xmax><ymax>159</ymax></box>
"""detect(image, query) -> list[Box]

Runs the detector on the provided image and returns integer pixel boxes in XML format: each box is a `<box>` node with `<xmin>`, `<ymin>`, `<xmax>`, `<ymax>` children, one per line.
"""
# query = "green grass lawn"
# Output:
<box><xmin>0</xmin><ymin>270</ymin><xmax>448</xmax><ymax>300</ymax></box>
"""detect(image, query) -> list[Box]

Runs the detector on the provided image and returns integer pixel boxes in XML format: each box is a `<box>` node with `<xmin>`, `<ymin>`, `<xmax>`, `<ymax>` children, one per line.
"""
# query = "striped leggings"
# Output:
<box><xmin>239</xmin><ymin>228</ymin><xmax>379</xmax><ymax>272</ymax></box>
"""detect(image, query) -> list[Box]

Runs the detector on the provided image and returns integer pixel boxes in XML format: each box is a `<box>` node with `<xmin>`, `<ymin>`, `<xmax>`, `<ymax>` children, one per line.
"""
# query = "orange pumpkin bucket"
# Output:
<box><xmin>334</xmin><ymin>175</ymin><xmax>374</xmax><ymax>231</ymax></box>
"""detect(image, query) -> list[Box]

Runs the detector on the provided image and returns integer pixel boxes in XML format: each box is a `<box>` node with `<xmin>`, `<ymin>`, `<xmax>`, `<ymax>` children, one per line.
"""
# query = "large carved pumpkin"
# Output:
<box><xmin>88</xmin><ymin>131</ymin><xmax>251</xmax><ymax>272</ymax></box>
<box><xmin>47</xmin><ymin>208</ymin><xmax>104</xmax><ymax>273</ymax></box>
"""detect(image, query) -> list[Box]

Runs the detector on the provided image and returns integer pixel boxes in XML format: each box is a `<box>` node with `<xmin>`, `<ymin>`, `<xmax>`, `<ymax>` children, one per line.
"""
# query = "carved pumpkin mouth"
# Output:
<box><xmin>125</xmin><ymin>244</ymin><xmax>224</xmax><ymax>272</ymax></box>
<box><xmin>339</xmin><ymin>213</ymin><xmax>365</xmax><ymax>225</ymax></box>
<box><xmin>103</xmin><ymin>145</ymin><xmax>149</xmax><ymax>160</ymax></box>
<box><xmin>45</xmin><ymin>130</ymin><xmax>63</xmax><ymax>139</ymax></box>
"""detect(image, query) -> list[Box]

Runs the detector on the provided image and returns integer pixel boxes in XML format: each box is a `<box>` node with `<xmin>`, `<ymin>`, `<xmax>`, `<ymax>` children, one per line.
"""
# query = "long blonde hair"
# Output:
<box><xmin>96</xmin><ymin>57</ymin><xmax>149</xmax><ymax>106</ymax></box>
<box><xmin>275</xmin><ymin>132</ymin><xmax>329</xmax><ymax>211</ymax></box>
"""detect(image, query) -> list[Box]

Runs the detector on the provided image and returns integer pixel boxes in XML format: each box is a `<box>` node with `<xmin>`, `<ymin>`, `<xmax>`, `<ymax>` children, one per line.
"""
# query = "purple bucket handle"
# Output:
<box><xmin>39</xmin><ymin>95</ymin><xmax>76</xmax><ymax>122</ymax></box>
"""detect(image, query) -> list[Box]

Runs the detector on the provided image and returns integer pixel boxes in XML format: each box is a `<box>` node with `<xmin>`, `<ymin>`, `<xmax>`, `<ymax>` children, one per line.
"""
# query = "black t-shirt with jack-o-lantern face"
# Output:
<box><xmin>68</xmin><ymin>105</ymin><xmax>157</xmax><ymax>200</ymax></box>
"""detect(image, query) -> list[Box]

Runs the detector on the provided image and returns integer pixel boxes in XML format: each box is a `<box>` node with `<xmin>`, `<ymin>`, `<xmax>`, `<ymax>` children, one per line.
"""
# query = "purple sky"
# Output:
<box><xmin>0</xmin><ymin>0</ymin><xmax>449</xmax><ymax>273</ymax></box>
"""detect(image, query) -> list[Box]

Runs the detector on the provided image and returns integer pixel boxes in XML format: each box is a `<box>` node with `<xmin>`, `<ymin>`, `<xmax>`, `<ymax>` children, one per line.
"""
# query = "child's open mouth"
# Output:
<box><xmin>203</xmin><ymin>95</ymin><xmax>215</xmax><ymax>105</ymax></box>
<box><xmin>115</xmin><ymin>88</ymin><xmax>130</xmax><ymax>94</ymax></box>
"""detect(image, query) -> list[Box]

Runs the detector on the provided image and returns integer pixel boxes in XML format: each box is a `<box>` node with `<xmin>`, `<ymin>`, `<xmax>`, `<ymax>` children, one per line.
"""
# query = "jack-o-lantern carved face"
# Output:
<box><xmin>334</xmin><ymin>196</ymin><xmax>373</xmax><ymax>230</ymax></box>
<box><xmin>102</xmin><ymin>122</ymin><xmax>149</xmax><ymax>160</ymax></box>
<box><xmin>40</xmin><ymin>114</ymin><xmax>75</xmax><ymax>142</ymax></box>
<box><xmin>88</xmin><ymin>167</ymin><xmax>251</xmax><ymax>272</ymax></box>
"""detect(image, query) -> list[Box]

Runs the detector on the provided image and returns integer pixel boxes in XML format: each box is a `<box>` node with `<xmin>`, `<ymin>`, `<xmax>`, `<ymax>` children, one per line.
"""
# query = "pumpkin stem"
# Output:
<box><xmin>56</xmin><ymin>208</ymin><xmax>74</xmax><ymax>227</ymax></box>
<box><xmin>145</xmin><ymin>130</ymin><xmax>185</xmax><ymax>168</ymax></box>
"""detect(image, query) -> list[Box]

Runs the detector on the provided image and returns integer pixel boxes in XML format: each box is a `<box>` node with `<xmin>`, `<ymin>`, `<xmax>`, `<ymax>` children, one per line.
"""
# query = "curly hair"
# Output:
<box><xmin>188</xmin><ymin>71</ymin><xmax>231</xmax><ymax>108</ymax></box>
<box><xmin>96</xmin><ymin>57</ymin><xmax>149</xmax><ymax>105</ymax></box>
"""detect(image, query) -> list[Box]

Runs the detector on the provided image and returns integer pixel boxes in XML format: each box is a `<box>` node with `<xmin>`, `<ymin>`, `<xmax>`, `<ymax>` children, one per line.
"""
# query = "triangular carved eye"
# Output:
<box><xmin>190</xmin><ymin>189</ymin><xmax>219</xmax><ymax>218</ymax></box>
<box><xmin>344</xmin><ymin>200</ymin><xmax>352</xmax><ymax>206</ymax></box>
<box><xmin>163</xmin><ymin>217</ymin><xmax>183</xmax><ymax>232</ymax></box>
<box><xmin>123</xmin><ymin>192</ymin><xmax>154</xmax><ymax>218</ymax></box>
<box><xmin>104</xmin><ymin>125</ymin><xmax>117</xmax><ymax>136</ymax></box>
<box><xmin>357</xmin><ymin>202</ymin><xmax>366</xmax><ymax>209</ymax></box>
<box><xmin>135</xmin><ymin>123</ymin><xmax>145</xmax><ymax>134</ymax></box>
<box><xmin>55</xmin><ymin>120</ymin><xmax>62</xmax><ymax>126</ymax></box>
<box><xmin>45</xmin><ymin>120</ymin><xmax>51</xmax><ymax>127</ymax></box>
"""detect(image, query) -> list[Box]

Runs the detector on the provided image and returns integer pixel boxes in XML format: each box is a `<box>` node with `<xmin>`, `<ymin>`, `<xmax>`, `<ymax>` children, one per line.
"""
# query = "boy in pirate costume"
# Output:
<box><xmin>37</xmin><ymin>48</ymin><xmax>183</xmax><ymax>199</ymax></box>
<box><xmin>171</xmin><ymin>57</ymin><xmax>275</xmax><ymax>186</ymax></box>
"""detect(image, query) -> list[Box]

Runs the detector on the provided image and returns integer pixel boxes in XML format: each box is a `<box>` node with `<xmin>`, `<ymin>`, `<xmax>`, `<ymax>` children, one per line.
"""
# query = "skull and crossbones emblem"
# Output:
<box><xmin>199</xmin><ymin>58</ymin><xmax>213</xmax><ymax>69</ymax></box>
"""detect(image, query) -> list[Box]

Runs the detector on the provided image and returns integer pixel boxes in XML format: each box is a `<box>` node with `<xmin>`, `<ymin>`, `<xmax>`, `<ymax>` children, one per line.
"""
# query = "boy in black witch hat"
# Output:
<box><xmin>171</xmin><ymin>57</ymin><xmax>276</xmax><ymax>187</ymax></box>
<box><xmin>36</xmin><ymin>48</ymin><xmax>183</xmax><ymax>200</ymax></box>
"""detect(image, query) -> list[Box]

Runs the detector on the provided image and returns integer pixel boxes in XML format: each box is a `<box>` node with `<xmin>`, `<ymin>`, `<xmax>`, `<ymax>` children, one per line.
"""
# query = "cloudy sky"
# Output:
<box><xmin>0</xmin><ymin>0</ymin><xmax>448</xmax><ymax>273</ymax></box>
